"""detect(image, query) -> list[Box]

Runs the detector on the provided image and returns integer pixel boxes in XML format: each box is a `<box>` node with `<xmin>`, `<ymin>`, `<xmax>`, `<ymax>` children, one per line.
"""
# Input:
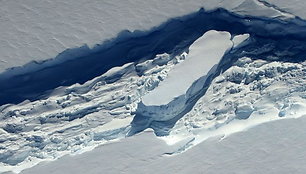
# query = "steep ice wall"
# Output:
<box><xmin>136</xmin><ymin>31</ymin><xmax>249</xmax><ymax>121</ymax></box>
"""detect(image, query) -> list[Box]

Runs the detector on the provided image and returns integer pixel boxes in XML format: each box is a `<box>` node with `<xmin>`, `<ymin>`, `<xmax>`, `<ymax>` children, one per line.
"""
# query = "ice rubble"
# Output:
<box><xmin>10</xmin><ymin>57</ymin><xmax>306</xmax><ymax>174</ymax></box>
<box><xmin>0</xmin><ymin>52</ymin><xmax>187</xmax><ymax>173</ymax></box>
<box><xmin>165</xmin><ymin>57</ymin><xmax>306</xmax><ymax>147</ymax></box>
<box><xmin>0</xmin><ymin>29</ymin><xmax>250</xmax><ymax>172</ymax></box>
<box><xmin>1</xmin><ymin>33</ymin><xmax>306</xmax><ymax>173</ymax></box>
<box><xmin>136</xmin><ymin>30</ymin><xmax>249</xmax><ymax>121</ymax></box>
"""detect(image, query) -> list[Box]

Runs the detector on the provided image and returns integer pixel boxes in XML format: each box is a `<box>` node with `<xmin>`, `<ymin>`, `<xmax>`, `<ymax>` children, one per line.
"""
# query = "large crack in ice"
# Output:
<box><xmin>2</xmin><ymin>7</ymin><xmax>306</xmax><ymax>106</ymax></box>
<box><xmin>2</xmin><ymin>7</ymin><xmax>306</xmax><ymax>173</ymax></box>
<box><xmin>256</xmin><ymin>0</ymin><xmax>297</xmax><ymax>18</ymax></box>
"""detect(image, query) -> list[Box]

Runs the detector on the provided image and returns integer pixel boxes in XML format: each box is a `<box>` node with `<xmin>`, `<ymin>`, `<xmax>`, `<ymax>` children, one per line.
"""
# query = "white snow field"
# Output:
<box><xmin>137</xmin><ymin>30</ymin><xmax>235</xmax><ymax>121</ymax></box>
<box><xmin>20</xmin><ymin>116</ymin><xmax>306</xmax><ymax>174</ymax></box>
<box><xmin>2</xmin><ymin>0</ymin><xmax>306</xmax><ymax>173</ymax></box>
<box><xmin>0</xmin><ymin>0</ymin><xmax>297</xmax><ymax>75</ymax></box>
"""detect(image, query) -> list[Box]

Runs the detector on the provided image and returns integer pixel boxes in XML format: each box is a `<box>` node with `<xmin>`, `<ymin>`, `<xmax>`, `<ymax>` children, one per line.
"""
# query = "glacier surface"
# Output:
<box><xmin>0</xmin><ymin>0</ymin><xmax>294</xmax><ymax>74</ymax></box>
<box><xmin>1</xmin><ymin>1</ymin><xmax>306</xmax><ymax>173</ymax></box>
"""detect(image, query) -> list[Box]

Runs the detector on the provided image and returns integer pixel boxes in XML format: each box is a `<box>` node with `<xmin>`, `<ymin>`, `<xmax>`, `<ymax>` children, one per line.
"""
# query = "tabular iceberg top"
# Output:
<box><xmin>142</xmin><ymin>30</ymin><xmax>233</xmax><ymax>106</ymax></box>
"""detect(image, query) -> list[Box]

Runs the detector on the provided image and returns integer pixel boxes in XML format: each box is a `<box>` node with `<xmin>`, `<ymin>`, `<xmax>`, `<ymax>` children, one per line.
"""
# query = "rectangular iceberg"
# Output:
<box><xmin>136</xmin><ymin>30</ymin><xmax>244</xmax><ymax>121</ymax></box>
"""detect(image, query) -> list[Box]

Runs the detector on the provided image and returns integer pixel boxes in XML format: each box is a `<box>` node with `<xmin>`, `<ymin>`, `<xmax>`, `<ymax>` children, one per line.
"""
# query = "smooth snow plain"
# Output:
<box><xmin>0</xmin><ymin>0</ymin><xmax>296</xmax><ymax>75</ymax></box>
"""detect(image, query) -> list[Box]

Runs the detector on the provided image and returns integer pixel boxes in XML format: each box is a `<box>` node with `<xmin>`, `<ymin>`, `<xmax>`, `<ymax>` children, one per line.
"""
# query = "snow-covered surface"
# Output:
<box><xmin>1</xmin><ymin>35</ymin><xmax>306</xmax><ymax>173</ymax></box>
<box><xmin>2</xmin><ymin>0</ymin><xmax>306</xmax><ymax>173</ymax></box>
<box><xmin>3</xmin><ymin>39</ymin><xmax>305</xmax><ymax>173</ymax></box>
<box><xmin>232</xmin><ymin>34</ymin><xmax>250</xmax><ymax>48</ymax></box>
<box><xmin>142</xmin><ymin>30</ymin><xmax>232</xmax><ymax>106</ymax></box>
<box><xmin>263</xmin><ymin>0</ymin><xmax>306</xmax><ymax>19</ymax></box>
<box><xmin>166</xmin><ymin>58</ymin><xmax>306</xmax><ymax>147</ymax></box>
<box><xmin>0</xmin><ymin>0</ymin><xmax>296</xmax><ymax>74</ymax></box>
<box><xmin>137</xmin><ymin>30</ymin><xmax>234</xmax><ymax>121</ymax></box>
<box><xmin>20</xmin><ymin>116</ymin><xmax>306</xmax><ymax>174</ymax></box>
<box><xmin>0</xmin><ymin>51</ymin><xmax>186</xmax><ymax>173</ymax></box>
